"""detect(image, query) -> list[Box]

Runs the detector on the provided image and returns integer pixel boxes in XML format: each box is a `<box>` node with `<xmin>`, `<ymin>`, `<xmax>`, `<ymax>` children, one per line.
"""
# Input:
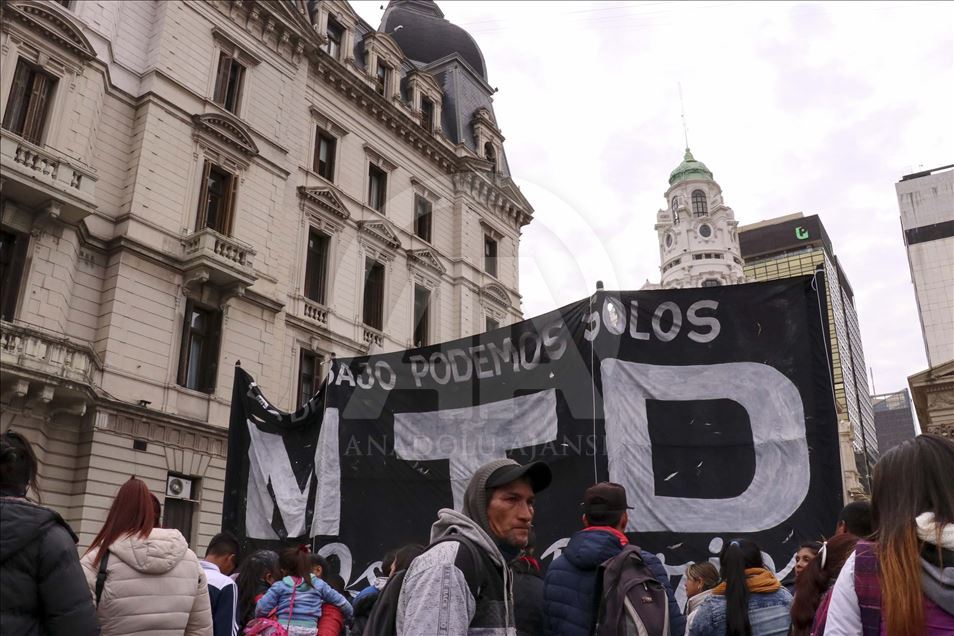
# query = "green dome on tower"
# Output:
<box><xmin>668</xmin><ymin>148</ymin><xmax>713</xmax><ymax>185</ymax></box>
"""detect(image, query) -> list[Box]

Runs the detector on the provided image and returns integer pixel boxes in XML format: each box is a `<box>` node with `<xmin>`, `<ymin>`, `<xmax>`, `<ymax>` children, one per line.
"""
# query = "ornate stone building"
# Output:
<box><xmin>0</xmin><ymin>0</ymin><xmax>532</xmax><ymax>550</ymax></box>
<box><xmin>647</xmin><ymin>148</ymin><xmax>745</xmax><ymax>289</ymax></box>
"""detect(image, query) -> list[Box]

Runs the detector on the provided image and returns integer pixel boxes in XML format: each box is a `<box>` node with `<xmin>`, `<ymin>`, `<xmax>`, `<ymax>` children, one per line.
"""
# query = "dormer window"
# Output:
<box><xmin>375</xmin><ymin>63</ymin><xmax>390</xmax><ymax>96</ymax></box>
<box><xmin>420</xmin><ymin>96</ymin><xmax>435</xmax><ymax>133</ymax></box>
<box><xmin>692</xmin><ymin>190</ymin><xmax>708</xmax><ymax>216</ymax></box>
<box><xmin>484</xmin><ymin>142</ymin><xmax>497</xmax><ymax>173</ymax></box>
<box><xmin>325</xmin><ymin>19</ymin><xmax>344</xmax><ymax>60</ymax></box>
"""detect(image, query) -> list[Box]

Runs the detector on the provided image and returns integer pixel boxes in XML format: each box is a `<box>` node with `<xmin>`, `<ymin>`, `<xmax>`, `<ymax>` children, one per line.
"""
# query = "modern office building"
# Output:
<box><xmin>739</xmin><ymin>213</ymin><xmax>877</xmax><ymax>499</ymax></box>
<box><xmin>0</xmin><ymin>0</ymin><xmax>532</xmax><ymax>550</ymax></box>
<box><xmin>896</xmin><ymin>165</ymin><xmax>954</xmax><ymax>440</ymax></box>
<box><xmin>871</xmin><ymin>389</ymin><xmax>918</xmax><ymax>453</ymax></box>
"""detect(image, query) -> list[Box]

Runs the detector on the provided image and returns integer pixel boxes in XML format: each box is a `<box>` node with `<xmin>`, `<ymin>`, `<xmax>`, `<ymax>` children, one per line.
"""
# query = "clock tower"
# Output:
<box><xmin>654</xmin><ymin>148</ymin><xmax>745</xmax><ymax>288</ymax></box>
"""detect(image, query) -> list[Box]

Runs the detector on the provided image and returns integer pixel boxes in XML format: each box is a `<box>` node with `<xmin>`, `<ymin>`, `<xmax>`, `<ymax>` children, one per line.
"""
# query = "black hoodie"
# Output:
<box><xmin>0</xmin><ymin>497</ymin><xmax>100</xmax><ymax>636</ymax></box>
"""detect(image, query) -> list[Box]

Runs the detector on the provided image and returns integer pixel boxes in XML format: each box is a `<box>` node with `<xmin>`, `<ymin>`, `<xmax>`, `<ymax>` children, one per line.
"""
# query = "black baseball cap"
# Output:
<box><xmin>583</xmin><ymin>482</ymin><xmax>633</xmax><ymax>514</ymax></box>
<box><xmin>485</xmin><ymin>460</ymin><xmax>552</xmax><ymax>493</ymax></box>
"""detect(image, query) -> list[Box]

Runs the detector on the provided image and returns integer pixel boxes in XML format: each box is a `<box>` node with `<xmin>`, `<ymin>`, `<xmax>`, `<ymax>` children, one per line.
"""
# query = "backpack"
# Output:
<box><xmin>361</xmin><ymin>536</ymin><xmax>486</xmax><ymax>636</ymax></box>
<box><xmin>592</xmin><ymin>545</ymin><xmax>670</xmax><ymax>636</ymax></box>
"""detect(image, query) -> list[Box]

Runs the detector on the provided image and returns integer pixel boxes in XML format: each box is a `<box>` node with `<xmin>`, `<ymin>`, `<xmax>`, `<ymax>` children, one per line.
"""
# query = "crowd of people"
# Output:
<box><xmin>1</xmin><ymin>428</ymin><xmax>952</xmax><ymax>635</ymax></box>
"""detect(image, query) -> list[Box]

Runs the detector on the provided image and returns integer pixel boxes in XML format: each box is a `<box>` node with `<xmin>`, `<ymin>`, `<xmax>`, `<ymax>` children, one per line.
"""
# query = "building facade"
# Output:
<box><xmin>897</xmin><ymin>164</ymin><xmax>954</xmax><ymax>368</ymax></box>
<box><xmin>648</xmin><ymin>148</ymin><xmax>745</xmax><ymax>289</ymax></box>
<box><xmin>896</xmin><ymin>164</ymin><xmax>954</xmax><ymax>440</ymax></box>
<box><xmin>871</xmin><ymin>389</ymin><xmax>917</xmax><ymax>454</ymax></box>
<box><xmin>739</xmin><ymin>213</ymin><xmax>877</xmax><ymax>500</ymax></box>
<box><xmin>0</xmin><ymin>0</ymin><xmax>532</xmax><ymax>551</ymax></box>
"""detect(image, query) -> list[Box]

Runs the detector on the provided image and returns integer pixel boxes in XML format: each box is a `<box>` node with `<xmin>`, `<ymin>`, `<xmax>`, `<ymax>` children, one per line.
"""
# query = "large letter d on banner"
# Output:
<box><xmin>600</xmin><ymin>360</ymin><xmax>809</xmax><ymax>533</ymax></box>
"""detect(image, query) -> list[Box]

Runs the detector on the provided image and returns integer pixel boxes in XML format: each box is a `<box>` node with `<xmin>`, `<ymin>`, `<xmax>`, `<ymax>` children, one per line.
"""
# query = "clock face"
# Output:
<box><xmin>699</xmin><ymin>224</ymin><xmax>712</xmax><ymax>238</ymax></box>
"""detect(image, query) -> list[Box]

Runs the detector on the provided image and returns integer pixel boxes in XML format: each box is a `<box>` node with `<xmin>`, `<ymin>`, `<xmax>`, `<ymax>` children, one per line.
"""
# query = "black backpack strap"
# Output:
<box><xmin>95</xmin><ymin>551</ymin><xmax>110</xmax><ymax>606</ymax></box>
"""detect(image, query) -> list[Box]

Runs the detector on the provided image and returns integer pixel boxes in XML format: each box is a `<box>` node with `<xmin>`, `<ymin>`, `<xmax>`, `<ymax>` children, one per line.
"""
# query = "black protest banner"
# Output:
<box><xmin>223</xmin><ymin>275</ymin><xmax>842</xmax><ymax>597</ymax></box>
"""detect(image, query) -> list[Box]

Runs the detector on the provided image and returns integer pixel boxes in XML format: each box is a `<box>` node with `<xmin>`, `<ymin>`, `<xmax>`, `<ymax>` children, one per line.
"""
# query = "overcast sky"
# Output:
<box><xmin>352</xmin><ymin>1</ymin><xmax>953</xmax><ymax>394</ymax></box>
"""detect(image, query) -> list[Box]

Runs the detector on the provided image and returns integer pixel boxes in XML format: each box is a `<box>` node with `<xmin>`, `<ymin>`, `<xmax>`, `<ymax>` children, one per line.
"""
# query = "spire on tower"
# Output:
<box><xmin>679</xmin><ymin>82</ymin><xmax>689</xmax><ymax>151</ymax></box>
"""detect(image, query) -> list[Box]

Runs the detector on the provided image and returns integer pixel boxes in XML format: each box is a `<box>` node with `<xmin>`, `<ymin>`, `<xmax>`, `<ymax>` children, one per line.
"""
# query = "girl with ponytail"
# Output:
<box><xmin>824</xmin><ymin>434</ymin><xmax>954</xmax><ymax>636</ymax></box>
<box><xmin>688</xmin><ymin>538</ymin><xmax>792</xmax><ymax>636</ymax></box>
<box><xmin>253</xmin><ymin>546</ymin><xmax>353</xmax><ymax>636</ymax></box>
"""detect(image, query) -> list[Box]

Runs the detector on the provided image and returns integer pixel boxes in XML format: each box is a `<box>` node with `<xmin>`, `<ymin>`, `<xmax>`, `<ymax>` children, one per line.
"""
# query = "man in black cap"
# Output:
<box><xmin>541</xmin><ymin>482</ymin><xmax>685</xmax><ymax>636</ymax></box>
<box><xmin>396</xmin><ymin>458</ymin><xmax>551</xmax><ymax>635</ymax></box>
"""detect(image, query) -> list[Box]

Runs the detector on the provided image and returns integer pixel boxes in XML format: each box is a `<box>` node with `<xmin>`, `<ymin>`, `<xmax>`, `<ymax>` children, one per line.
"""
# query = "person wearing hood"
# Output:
<box><xmin>396</xmin><ymin>458</ymin><xmax>552</xmax><ymax>636</ymax></box>
<box><xmin>823</xmin><ymin>433</ymin><xmax>954</xmax><ymax>636</ymax></box>
<box><xmin>80</xmin><ymin>477</ymin><xmax>213</xmax><ymax>635</ymax></box>
<box><xmin>0</xmin><ymin>430</ymin><xmax>100</xmax><ymax>635</ymax></box>
<box><xmin>541</xmin><ymin>482</ymin><xmax>686</xmax><ymax>636</ymax></box>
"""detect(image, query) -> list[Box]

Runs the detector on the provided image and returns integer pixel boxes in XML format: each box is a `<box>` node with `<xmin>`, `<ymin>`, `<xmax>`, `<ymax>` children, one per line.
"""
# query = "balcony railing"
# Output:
<box><xmin>0</xmin><ymin>320</ymin><xmax>99</xmax><ymax>388</ymax></box>
<box><xmin>300</xmin><ymin>297</ymin><xmax>329</xmax><ymax>327</ymax></box>
<box><xmin>179</xmin><ymin>228</ymin><xmax>257</xmax><ymax>293</ymax></box>
<box><xmin>0</xmin><ymin>129</ymin><xmax>97</xmax><ymax>223</ymax></box>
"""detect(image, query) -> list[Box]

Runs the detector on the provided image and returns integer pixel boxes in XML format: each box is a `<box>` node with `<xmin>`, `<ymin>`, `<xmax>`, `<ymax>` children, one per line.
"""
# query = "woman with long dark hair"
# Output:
<box><xmin>79</xmin><ymin>477</ymin><xmax>212</xmax><ymax>635</ymax></box>
<box><xmin>688</xmin><ymin>538</ymin><xmax>792</xmax><ymax>636</ymax></box>
<box><xmin>0</xmin><ymin>430</ymin><xmax>100</xmax><ymax>635</ymax></box>
<box><xmin>788</xmin><ymin>533</ymin><xmax>858</xmax><ymax>635</ymax></box>
<box><xmin>235</xmin><ymin>550</ymin><xmax>280</xmax><ymax>631</ymax></box>
<box><xmin>824</xmin><ymin>434</ymin><xmax>954</xmax><ymax>635</ymax></box>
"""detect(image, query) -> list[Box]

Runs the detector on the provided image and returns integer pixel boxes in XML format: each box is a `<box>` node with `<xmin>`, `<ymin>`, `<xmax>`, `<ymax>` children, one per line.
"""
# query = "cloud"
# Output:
<box><xmin>350</xmin><ymin>1</ymin><xmax>954</xmax><ymax>393</ymax></box>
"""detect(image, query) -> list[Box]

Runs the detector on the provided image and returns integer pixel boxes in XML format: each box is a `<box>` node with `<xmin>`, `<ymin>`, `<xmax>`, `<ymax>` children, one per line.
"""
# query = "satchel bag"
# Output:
<box><xmin>243</xmin><ymin>578</ymin><xmax>300</xmax><ymax>636</ymax></box>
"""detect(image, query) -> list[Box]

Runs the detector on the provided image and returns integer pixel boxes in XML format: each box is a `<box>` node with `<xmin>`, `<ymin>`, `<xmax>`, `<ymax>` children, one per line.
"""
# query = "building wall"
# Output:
<box><xmin>1</xmin><ymin>0</ymin><xmax>531</xmax><ymax>554</ymax></box>
<box><xmin>896</xmin><ymin>165</ymin><xmax>954</xmax><ymax>367</ymax></box>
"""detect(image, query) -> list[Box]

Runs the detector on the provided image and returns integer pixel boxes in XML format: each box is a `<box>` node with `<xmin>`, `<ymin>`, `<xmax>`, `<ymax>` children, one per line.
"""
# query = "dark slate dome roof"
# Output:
<box><xmin>379</xmin><ymin>0</ymin><xmax>487</xmax><ymax>80</ymax></box>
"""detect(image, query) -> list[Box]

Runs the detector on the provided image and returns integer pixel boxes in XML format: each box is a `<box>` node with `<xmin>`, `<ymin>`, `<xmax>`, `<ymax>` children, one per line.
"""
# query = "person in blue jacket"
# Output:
<box><xmin>542</xmin><ymin>482</ymin><xmax>686</xmax><ymax>636</ymax></box>
<box><xmin>255</xmin><ymin>546</ymin><xmax>353</xmax><ymax>635</ymax></box>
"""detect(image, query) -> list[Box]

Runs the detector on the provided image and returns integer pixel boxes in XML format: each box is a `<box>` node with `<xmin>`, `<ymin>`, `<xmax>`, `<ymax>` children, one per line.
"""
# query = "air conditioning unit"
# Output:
<box><xmin>166</xmin><ymin>475</ymin><xmax>193</xmax><ymax>500</ymax></box>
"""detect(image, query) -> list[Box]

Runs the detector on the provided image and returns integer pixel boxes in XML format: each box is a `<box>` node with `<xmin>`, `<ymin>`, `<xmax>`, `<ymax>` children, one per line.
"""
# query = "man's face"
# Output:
<box><xmin>486</xmin><ymin>478</ymin><xmax>535</xmax><ymax>548</ymax></box>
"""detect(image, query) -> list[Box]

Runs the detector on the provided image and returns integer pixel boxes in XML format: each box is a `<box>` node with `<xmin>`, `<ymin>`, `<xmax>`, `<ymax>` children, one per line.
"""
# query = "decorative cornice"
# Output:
<box><xmin>407</xmin><ymin>248</ymin><xmax>446</xmax><ymax>275</ymax></box>
<box><xmin>192</xmin><ymin>113</ymin><xmax>259</xmax><ymax>157</ymax></box>
<box><xmin>297</xmin><ymin>186</ymin><xmax>350</xmax><ymax>220</ymax></box>
<box><xmin>357</xmin><ymin>219</ymin><xmax>401</xmax><ymax>251</ymax></box>
<box><xmin>4</xmin><ymin>1</ymin><xmax>96</xmax><ymax>60</ymax></box>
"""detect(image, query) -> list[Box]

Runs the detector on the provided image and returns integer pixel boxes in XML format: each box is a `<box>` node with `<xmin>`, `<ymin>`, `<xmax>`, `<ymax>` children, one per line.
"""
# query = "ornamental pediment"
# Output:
<box><xmin>358</xmin><ymin>219</ymin><xmax>401</xmax><ymax>250</ymax></box>
<box><xmin>192</xmin><ymin>113</ymin><xmax>259</xmax><ymax>157</ymax></box>
<box><xmin>481</xmin><ymin>283</ymin><xmax>510</xmax><ymax>307</ymax></box>
<box><xmin>297</xmin><ymin>186</ymin><xmax>350</xmax><ymax>220</ymax></box>
<box><xmin>6</xmin><ymin>1</ymin><xmax>96</xmax><ymax>60</ymax></box>
<box><xmin>407</xmin><ymin>249</ymin><xmax>446</xmax><ymax>275</ymax></box>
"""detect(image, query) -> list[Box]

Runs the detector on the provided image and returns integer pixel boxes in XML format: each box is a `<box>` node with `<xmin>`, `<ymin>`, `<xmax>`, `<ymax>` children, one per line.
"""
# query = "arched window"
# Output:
<box><xmin>692</xmin><ymin>190</ymin><xmax>707</xmax><ymax>216</ymax></box>
<box><xmin>484</xmin><ymin>142</ymin><xmax>497</xmax><ymax>174</ymax></box>
<box><xmin>671</xmin><ymin>196</ymin><xmax>679</xmax><ymax>210</ymax></box>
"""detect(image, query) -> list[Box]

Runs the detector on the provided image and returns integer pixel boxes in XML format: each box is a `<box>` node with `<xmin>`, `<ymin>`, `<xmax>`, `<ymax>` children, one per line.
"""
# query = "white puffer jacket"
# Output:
<box><xmin>80</xmin><ymin>528</ymin><xmax>213</xmax><ymax>636</ymax></box>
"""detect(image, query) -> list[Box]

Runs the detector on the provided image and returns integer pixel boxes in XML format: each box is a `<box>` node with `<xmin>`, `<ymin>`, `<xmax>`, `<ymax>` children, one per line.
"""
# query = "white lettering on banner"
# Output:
<box><xmin>393</xmin><ymin>390</ymin><xmax>560</xmax><ymax>510</ymax></box>
<box><xmin>600</xmin><ymin>359</ymin><xmax>809</xmax><ymax>533</ymax></box>
<box><xmin>312</xmin><ymin>407</ymin><xmax>341</xmax><ymax>536</ymax></box>
<box><xmin>318</xmin><ymin>542</ymin><xmax>352</xmax><ymax>585</ymax></box>
<box><xmin>246</xmin><ymin>418</ymin><xmax>312</xmax><ymax>538</ymax></box>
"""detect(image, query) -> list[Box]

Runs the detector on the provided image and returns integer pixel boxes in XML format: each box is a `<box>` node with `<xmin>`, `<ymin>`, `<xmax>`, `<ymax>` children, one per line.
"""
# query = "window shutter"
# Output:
<box><xmin>176</xmin><ymin>299</ymin><xmax>194</xmax><ymax>387</ymax></box>
<box><xmin>222</xmin><ymin>171</ymin><xmax>237</xmax><ymax>236</ymax></box>
<box><xmin>213</xmin><ymin>54</ymin><xmax>231</xmax><ymax>104</ymax></box>
<box><xmin>203</xmin><ymin>309</ymin><xmax>222</xmax><ymax>393</ymax></box>
<box><xmin>2</xmin><ymin>61</ymin><xmax>32</xmax><ymax>133</ymax></box>
<box><xmin>195</xmin><ymin>161</ymin><xmax>212</xmax><ymax>230</ymax></box>
<box><xmin>21</xmin><ymin>72</ymin><xmax>52</xmax><ymax>144</ymax></box>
